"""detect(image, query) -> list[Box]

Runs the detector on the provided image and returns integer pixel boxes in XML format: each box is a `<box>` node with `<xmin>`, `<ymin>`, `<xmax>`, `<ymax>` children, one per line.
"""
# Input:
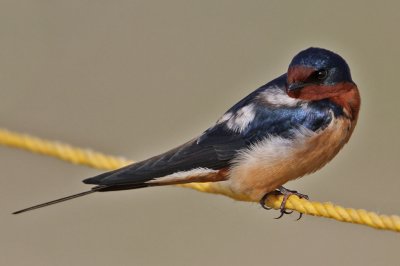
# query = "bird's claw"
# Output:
<box><xmin>259</xmin><ymin>193</ymin><xmax>272</xmax><ymax>210</ymax></box>
<box><xmin>274</xmin><ymin>208</ymin><xmax>293</xmax><ymax>219</ymax></box>
<box><xmin>260</xmin><ymin>186</ymin><xmax>309</xmax><ymax>220</ymax></box>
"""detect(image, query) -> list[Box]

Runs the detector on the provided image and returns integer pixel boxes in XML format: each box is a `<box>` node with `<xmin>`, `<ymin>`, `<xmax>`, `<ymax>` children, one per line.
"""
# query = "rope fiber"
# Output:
<box><xmin>1</xmin><ymin>128</ymin><xmax>399</xmax><ymax>233</ymax></box>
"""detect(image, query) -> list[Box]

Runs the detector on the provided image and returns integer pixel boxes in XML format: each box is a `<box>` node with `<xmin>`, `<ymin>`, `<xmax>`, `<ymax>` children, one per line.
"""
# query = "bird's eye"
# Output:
<box><xmin>316</xmin><ymin>69</ymin><xmax>328</xmax><ymax>80</ymax></box>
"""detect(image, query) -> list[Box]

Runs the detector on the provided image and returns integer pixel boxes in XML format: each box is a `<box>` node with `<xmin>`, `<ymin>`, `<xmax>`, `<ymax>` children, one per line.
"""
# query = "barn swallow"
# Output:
<box><xmin>13</xmin><ymin>47</ymin><xmax>361</xmax><ymax>217</ymax></box>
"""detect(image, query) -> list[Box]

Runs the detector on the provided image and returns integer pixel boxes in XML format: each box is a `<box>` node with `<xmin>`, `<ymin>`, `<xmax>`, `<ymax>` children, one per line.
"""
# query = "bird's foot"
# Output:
<box><xmin>259</xmin><ymin>186</ymin><xmax>309</xmax><ymax>220</ymax></box>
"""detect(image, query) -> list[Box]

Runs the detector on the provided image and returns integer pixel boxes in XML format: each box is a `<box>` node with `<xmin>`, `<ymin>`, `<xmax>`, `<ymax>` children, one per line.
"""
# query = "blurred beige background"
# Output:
<box><xmin>1</xmin><ymin>1</ymin><xmax>399</xmax><ymax>265</ymax></box>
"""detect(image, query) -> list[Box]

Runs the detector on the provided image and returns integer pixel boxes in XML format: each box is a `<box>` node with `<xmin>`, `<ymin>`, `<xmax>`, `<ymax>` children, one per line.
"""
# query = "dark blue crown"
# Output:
<box><xmin>289</xmin><ymin>47</ymin><xmax>353</xmax><ymax>83</ymax></box>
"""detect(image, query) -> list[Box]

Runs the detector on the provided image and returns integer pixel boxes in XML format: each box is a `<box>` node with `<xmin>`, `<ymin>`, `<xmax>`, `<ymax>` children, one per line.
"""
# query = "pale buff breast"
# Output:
<box><xmin>226</xmin><ymin>116</ymin><xmax>354</xmax><ymax>201</ymax></box>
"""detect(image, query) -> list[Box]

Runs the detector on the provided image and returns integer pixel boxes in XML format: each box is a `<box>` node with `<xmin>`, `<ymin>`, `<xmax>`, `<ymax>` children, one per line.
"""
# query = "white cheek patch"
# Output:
<box><xmin>258</xmin><ymin>86</ymin><xmax>306</xmax><ymax>107</ymax></box>
<box><xmin>225</xmin><ymin>104</ymin><xmax>256</xmax><ymax>133</ymax></box>
<box><xmin>146</xmin><ymin>167</ymin><xmax>219</xmax><ymax>184</ymax></box>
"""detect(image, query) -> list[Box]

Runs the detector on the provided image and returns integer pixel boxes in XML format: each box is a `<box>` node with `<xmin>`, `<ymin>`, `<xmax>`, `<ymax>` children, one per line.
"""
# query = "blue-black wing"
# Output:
<box><xmin>83</xmin><ymin>128</ymin><xmax>247</xmax><ymax>187</ymax></box>
<box><xmin>83</xmin><ymin>74</ymin><xmax>335</xmax><ymax>189</ymax></box>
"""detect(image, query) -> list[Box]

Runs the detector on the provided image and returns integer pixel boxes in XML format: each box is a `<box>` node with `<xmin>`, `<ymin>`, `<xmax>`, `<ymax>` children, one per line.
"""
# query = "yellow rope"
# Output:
<box><xmin>1</xmin><ymin>128</ymin><xmax>399</xmax><ymax>233</ymax></box>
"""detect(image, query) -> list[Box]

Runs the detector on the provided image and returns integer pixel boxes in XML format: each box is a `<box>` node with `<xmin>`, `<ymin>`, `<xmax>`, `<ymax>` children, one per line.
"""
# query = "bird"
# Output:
<box><xmin>13</xmin><ymin>47</ymin><xmax>361</xmax><ymax>217</ymax></box>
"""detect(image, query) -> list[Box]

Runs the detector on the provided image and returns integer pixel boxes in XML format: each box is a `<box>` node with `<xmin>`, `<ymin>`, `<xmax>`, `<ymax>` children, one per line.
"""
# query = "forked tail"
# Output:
<box><xmin>12</xmin><ymin>186</ymin><xmax>106</xmax><ymax>215</ymax></box>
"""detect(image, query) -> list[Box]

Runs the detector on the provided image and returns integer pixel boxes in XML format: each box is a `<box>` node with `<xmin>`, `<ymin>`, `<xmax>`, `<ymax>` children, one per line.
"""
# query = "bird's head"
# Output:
<box><xmin>286</xmin><ymin>47</ymin><xmax>360</xmax><ymax>120</ymax></box>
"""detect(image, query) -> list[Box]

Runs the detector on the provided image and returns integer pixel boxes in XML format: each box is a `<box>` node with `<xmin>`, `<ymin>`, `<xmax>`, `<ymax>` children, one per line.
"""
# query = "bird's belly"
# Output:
<box><xmin>227</xmin><ymin>117</ymin><xmax>352</xmax><ymax>201</ymax></box>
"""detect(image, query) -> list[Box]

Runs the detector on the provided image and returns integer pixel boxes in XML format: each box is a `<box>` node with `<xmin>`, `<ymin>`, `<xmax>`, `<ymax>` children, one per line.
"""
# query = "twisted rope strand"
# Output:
<box><xmin>1</xmin><ymin>128</ymin><xmax>399</xmax><ymax>232</ymax></box>
<box><xmin>0</xmin><ymin>129</ymin><xmax>132</xmax><ymax>170</ymax></box>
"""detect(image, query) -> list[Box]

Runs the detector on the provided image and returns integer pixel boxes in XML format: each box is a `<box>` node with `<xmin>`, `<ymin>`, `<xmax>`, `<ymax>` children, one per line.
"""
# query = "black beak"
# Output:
<box><xmin>287</xmin><ymin>82</ymin><xmax>305</xmax><ymax>92</ymax></box>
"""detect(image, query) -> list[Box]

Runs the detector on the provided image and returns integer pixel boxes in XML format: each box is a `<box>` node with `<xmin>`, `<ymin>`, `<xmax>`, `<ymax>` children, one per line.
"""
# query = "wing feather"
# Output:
<box><xmin>83</xmin><ymin>74</ymin><xmax>334</xmax><ymax>188</ymax></box>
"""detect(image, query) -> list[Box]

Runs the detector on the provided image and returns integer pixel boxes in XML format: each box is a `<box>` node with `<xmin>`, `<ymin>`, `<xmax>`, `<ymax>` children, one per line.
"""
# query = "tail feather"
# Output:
<box><xmin>12</xmin><ymin>186</ymin><xmax>106</xmax><ymax>215</ymax></box>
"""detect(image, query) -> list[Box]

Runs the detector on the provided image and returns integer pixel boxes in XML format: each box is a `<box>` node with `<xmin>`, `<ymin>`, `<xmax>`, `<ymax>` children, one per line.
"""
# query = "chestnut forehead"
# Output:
<box><xmin>287</xmin><ymin>66</ymin><xmax>316</xmax><ymax>83</ymax></box>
